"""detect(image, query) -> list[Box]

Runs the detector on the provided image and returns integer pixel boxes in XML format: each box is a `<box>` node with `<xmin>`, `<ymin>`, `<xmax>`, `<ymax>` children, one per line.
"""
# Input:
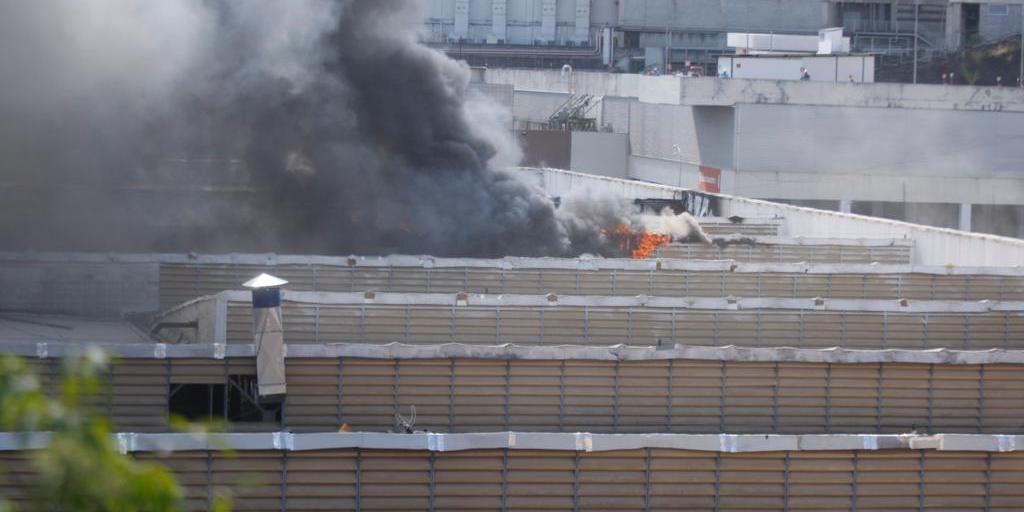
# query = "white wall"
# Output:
<box><xmin>722</xmin><ymin>56</ymin><xmax>804</xmax><ymax>81</ymax></box>
<box><xmin>516</xmin><ymin>167</ymin><xmax>1024</xmax><ymax>266</ymax></box>
<box><xmin>628</xmin><ymin>156</ymin><xmax>704</xmax><ymax>188</ymax></box>
<box><xmin>719</xmin><ymin>55</ymin><xmax>874</xmax><ymax>82</ymax></box>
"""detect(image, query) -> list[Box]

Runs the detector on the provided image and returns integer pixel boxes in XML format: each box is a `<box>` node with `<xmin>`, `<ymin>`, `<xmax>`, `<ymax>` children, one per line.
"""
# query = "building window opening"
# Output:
<box><xmin>988</xmin><ymin>4</ymin><xmax>1009</xmax><ymax>16</ymax></box>
<box><xmin>168</xmin><ymin>375</ymin><xmax>281</xmax><ymax>424</ymax></box>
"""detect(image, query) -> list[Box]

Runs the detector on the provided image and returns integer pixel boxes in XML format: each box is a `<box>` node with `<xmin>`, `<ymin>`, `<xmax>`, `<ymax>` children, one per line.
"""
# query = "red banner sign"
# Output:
<box><xmin>698</xmin><ymin>166</ymin><xmax>721</xmax><ymax>193</ymax></box>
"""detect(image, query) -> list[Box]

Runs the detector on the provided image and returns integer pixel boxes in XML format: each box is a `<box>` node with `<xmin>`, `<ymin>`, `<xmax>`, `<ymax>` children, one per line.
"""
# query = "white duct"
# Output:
<box><xmin>243</xmin><ymin>273</ymin><xmax>288</xmax><ymax>399</ymax></box>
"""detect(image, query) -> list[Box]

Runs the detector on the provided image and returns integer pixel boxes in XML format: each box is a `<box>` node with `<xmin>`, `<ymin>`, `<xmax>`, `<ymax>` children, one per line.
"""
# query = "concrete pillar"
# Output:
<box><xmin>575</xmin><ymin>0</ymin><xmax>592</xmax><ymax>43</ymax></box>
<box><xmin>839</xmin><ymin>200</ymin><xmax>852</xmax><ymax>214</ymax></box>
<box><xmin>489</xmin><ymin>0</ymin><xmax>507</xmax><ymax>44</ymax></box>
<box><xmin>454</xmin><ymin>0</ymin><xmax>470</xmax><ymax>41</ymax></box>
<box><xmin>1018</xmin><ymin>205</ymin><xmax>1024</xmax><ymax>238</ymax></box>
<box><xmin>541</xmin><ymin>0</ymin><xmax>557</xmax><ymax>43</ymax></box>
<box><xmin>946</xmin><ymin>2</ymin><xmax>963</xmax><ymax>49</ymax></box>
<box><xmin>959</xmin><ymin>202</ymin><xmax>972</xmax><ymax>232</ymax></box>
<box><xmin>602</xmin><ymin>26</ymin><xmax>613</xmax><ymax>65</ymax></box>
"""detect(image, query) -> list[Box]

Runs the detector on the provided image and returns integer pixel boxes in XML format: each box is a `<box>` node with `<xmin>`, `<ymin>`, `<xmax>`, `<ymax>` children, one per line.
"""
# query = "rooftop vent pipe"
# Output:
<box><xmin>242</xmin><ymin>273</ymin><xmax>288</xmax><ymax>402</ymax></box>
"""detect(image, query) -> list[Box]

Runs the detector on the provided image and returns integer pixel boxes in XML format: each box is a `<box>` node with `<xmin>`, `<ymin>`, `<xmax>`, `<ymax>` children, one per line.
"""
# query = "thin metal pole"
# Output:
<box><xmin>1020</xmin><ymin>4</ymin><xmax>1023</xmax><ymax>87</ymax></box>
<box><xmin>913</xmin><ymin>1</ymin><xmax>919</xmax><ymax>84</ymax></box>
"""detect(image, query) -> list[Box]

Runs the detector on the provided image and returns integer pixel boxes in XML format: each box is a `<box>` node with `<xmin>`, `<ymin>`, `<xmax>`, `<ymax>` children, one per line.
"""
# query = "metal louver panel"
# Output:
<box><xmin>58</xmin><ymin>357</ymin><xmax>1024</xmax><ymax>436</ymax></box>
<box><xmin>5</xmin><ymin>447</ymin><xmax>1024</xmax><ymax>511</ymax></box>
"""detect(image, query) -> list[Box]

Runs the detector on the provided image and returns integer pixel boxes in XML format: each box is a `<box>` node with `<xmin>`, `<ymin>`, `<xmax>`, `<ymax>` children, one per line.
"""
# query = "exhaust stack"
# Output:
<box><xmin>242</xmin><ymin>273</ymin><xmax>288</xmax><ymax>401</ymax></box>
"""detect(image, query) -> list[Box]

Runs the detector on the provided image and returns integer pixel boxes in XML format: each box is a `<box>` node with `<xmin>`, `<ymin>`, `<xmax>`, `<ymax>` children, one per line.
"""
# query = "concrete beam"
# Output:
<box><xmin>9</xmin><ymin>341</ymin><xmax>1024</xmax><ymax>366</ymax></box>
<box><xmin>640</xmin><ymin>75</ymin><xmax>1024</xmax><ymax>113</ymax></box>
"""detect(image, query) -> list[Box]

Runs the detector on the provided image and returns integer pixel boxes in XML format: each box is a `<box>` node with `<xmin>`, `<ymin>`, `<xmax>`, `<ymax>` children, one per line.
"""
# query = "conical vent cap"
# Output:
<box><xmin>242</xmin><ymin>273</ymin><xmax>289</xmax><ymax>289</ymax></box>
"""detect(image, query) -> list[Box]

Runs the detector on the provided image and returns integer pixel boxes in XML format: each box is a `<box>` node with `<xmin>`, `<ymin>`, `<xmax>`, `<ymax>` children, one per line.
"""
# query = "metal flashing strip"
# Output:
<box><xmin>216</xmin><ymin>290</ymin><xmax>1024</xmax><ymax>313</ymax></box>
<box><xmin>6</xmin><ymin>341</ymin><xmax>1024</xmax><ymax>365</ymax></box>
<box><xmin>5</xmin><ymin>251</ymin><xmax>1022</xmax><ymax>276</ymax></box>
<box><xmin>1</xmin><ymin>432</ymin><xmax>1021</xmax><ymax>453</ymax></box>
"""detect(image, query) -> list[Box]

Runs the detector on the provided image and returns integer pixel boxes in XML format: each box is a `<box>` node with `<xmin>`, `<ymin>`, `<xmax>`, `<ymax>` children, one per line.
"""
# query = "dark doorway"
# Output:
<box><xmin>963</xmin><ymin>3</ymin><xmax>981</xmax><ymax>45</ymax></box>
<box><xmin>623</xmin><ymin>31</ymin><xmax>640</xmax><ymax>49</ymax></box>
<box><xmin>169</xmin><ymin>375</ymin><xmax>282</xmax><ymax>424</ymax></box>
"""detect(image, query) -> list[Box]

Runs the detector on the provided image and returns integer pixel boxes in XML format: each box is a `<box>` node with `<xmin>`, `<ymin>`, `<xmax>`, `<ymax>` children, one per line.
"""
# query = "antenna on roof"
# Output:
<box><xmin>394</xmin><ymin>405</ymin><xmax>417</xmax><ymax>434</ymax></box>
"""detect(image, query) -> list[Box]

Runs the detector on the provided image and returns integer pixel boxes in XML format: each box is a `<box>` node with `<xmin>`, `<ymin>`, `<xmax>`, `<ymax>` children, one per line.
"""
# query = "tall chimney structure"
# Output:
<box><xmin>242</xmin><ymin>273</ymin><xmax>288</xmax><ymax>401</ymax></box>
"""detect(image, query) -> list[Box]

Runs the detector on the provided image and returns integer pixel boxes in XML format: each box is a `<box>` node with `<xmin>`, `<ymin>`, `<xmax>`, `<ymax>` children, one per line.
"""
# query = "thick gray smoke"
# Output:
<box><xmin>0</xmin><ymin>0</ymin><xmax>587</xmax><ymax>256</ymax></box>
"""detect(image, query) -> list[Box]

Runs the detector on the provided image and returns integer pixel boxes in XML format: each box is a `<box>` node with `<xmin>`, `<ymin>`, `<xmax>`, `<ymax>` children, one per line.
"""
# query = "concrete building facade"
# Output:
<box><xmin>483</xmin><ymin>69</ymin><xmax>1024</xmax><ymax>238</ymax></box>
<box><xmin>426</xmin><ymin>0</ymin><xmax>1024</xmax><ymax>71</ymax></box>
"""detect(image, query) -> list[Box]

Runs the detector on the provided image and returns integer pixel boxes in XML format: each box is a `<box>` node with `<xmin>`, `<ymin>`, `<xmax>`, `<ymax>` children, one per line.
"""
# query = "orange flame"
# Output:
<box><xmin>608</xmin><ymin>224</ymin><xmax>672</xmax><ymax>259</ymax></box>
<box><xmin>633</xmin><ymin>231</ymin><xmax>672</xmax><ymax>259</ymax></box>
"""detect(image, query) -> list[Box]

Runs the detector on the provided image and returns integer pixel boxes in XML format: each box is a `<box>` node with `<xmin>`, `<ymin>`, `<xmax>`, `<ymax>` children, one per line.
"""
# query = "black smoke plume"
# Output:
<box><xmin>0</xmin><ymin>0</ymin><xmax>592</xmax><ymax>256</ymax></box>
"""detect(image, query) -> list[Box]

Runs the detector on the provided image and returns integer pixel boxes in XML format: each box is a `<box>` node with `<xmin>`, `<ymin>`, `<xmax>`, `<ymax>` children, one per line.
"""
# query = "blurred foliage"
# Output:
<box><xmin>0</xmin><ymin>350</ymin><xmax>232</xmax><ymax>512</ymax></box>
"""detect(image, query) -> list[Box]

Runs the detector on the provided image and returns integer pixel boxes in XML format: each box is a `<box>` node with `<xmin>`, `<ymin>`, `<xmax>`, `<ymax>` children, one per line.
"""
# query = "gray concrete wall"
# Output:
<box><xmin>511</xmin><ymin>90</ymin><xmax>629</xmax><ymax>132</ymax></box>
<box><xmin>733</xmin><ymin>102</ymin><xmax>1024</xmax><ymax>178</ymax></box>
<box><xmin>730</xmin><ymin>168</ymin><xmax>1024</xmax><ymax>205</ymax></box>
<box><xmin>513</xmin><ymin>90</ymin><xmax>571</xmax><ymax>124</ymax></box>
<box><xmin>599</xmin><ymin>96</ymin><xmax>631</xmax><ymax>132</ymax></box>
<box><xmin>628</xmin><ymin>103</ymin><xmax>734</xmax><ymax>169</ymax></box>
<box><xmin>569</xmin><ymin>131</ymin><xmax>629</xmax><ymax>177</ymax></box>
